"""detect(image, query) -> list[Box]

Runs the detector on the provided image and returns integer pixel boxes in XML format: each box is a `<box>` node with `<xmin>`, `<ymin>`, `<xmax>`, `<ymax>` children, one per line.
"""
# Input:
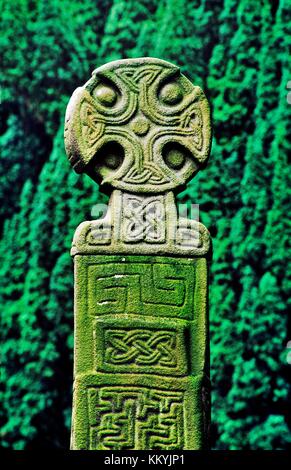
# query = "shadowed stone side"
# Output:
<box><xmin>65</xmin><ymin>57</ymin><xmax>212</xmax><ymax>450</ymax></box>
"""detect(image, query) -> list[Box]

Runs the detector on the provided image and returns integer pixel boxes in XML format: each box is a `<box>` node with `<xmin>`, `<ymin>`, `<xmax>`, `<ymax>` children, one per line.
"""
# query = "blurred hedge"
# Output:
<box><xmin>0</xmin><ymin>0</ymin><xmax>290</xmax><ymax>449</ymax></box>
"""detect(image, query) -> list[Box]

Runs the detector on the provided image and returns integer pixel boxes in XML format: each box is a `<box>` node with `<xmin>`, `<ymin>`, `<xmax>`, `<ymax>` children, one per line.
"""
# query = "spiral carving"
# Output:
<box><xmin>65</xmin><ymin>57</ymin><xmax>211</xmax><ymax>193</ymax></box>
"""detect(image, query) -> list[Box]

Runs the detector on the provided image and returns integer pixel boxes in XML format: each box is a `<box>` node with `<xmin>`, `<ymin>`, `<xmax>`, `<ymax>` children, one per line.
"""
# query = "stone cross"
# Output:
<box><xmin>65</xmin><ymin>58</ymin><xmax>211</xmax><ymax>450</ymax></box>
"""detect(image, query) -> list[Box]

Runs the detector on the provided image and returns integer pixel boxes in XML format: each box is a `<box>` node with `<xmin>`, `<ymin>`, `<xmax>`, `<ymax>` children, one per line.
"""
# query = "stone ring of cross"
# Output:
<box><xmin>65</xmin><ymin>57</ymin><xmax>211</xmax><ymax>194</ymax></box>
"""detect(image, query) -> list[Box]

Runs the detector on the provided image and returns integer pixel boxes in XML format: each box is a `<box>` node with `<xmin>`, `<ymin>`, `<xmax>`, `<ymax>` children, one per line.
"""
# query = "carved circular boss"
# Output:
<box><xmin>65</xmin><ymin>58</ymin><xmax>211</xmax><ymax>194</ymax></box>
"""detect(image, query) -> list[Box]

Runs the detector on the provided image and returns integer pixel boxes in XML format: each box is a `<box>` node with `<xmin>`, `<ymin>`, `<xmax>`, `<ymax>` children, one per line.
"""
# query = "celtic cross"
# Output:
<box><xmin>65</xmin><ymin>57</ymin><xmax>211</xmax><ymax>450</ymax></box>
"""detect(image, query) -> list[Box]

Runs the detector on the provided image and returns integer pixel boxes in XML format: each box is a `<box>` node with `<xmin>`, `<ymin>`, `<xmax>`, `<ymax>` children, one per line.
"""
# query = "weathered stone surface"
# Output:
<box><xmin>65</xmin><ymin>57</ymin><xmax>211</xmax><ymax>191</ymax></box>
<box><xmin>65</xmin><ymin>58</ymin><xmax>211</xmax><ymax>450</ymax></box>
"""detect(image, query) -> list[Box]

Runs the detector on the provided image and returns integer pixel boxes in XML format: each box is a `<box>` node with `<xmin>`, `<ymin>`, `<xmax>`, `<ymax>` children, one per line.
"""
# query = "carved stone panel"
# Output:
<box><xmin>94</xmin><ymin>317</ymin><xmax>188</xmax><ymax>375</ymax></box>
<box><xmin>72</xmin><ymin>374</ymin><xmax>207</xmax><ymax>450</ymax></box>
<box><xmin>86</xmin><ymin>258</ymin><xmax>196</xmax><ymax>318</ymax></box>
<box><xmin>88</xmin><ymin>386</ymin><xmax>184</xmax><ymax>450</ymax></box>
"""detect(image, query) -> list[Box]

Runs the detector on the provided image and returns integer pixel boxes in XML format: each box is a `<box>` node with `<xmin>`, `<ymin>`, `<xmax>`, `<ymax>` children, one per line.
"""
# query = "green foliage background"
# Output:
<box><xmin>0</xmin><ymin>0</ymin><xmax>290</xmax><ymax>449</ymax></box>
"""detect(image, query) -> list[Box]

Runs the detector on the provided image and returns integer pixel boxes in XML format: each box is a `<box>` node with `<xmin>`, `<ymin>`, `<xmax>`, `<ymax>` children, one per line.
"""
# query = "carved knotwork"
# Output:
<box><xmin>65</xmin><ymin>58</ymin><xmax>211</xmax><ymax>194</ymax></box>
